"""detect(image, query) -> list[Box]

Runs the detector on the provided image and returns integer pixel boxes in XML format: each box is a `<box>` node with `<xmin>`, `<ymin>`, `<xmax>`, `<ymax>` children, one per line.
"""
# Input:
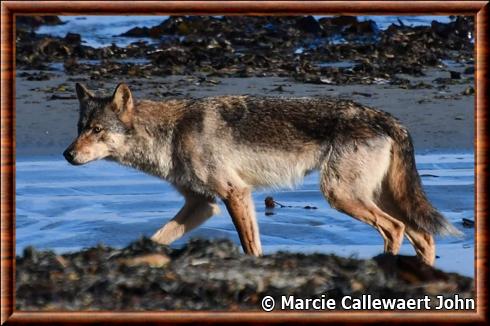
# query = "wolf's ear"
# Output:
<box><xmin>75</xmin><ymin>83</ymin><xmax>94</xmax><ymax>103</ymax></box>
<box><xmin>111</xmin><ymin>83</ymin><xmax>134</xmax><ymax>128</ymax></box>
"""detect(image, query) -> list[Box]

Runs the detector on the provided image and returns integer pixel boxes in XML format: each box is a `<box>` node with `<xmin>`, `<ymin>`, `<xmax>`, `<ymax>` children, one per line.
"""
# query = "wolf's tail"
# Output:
<box><xmin>387</xmin><ymin>125</ymin><xmax>462</xmax><ymax>236</ymax></box>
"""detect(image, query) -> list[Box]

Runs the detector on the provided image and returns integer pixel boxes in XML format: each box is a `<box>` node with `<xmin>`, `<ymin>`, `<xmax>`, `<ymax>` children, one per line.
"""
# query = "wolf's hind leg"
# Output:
<box><xmin>369</xmin><ymin>204</ymin><xmax>406</xmax><ymax>254</ymax></box>
<box><xmin>405</xmin><ymin>228</ymin><xmax>435</xmax><ymax>265</ymax></box>
<box><xmin>376</xmin><ymin>188</ymin><xmax>436</xmax><ymax>266</ymax></box>
<box><xmin>320</xmin><ymin>138</ymin><xmax>405</xmax><ymax>254</ymax></box>
<box><xmin>151</xmin><ymin>191</ymin><xmax>219</xmax><ymax>245</ymax></box>
<box><xmin>325</xmin><ymin>195</ymin><xmax>405</xmax><ymax>254</ymax></box>
<box><xmin>222</xmin><ymin>186</ymin><xmax>262</xmax><ymax>256</ymax></box>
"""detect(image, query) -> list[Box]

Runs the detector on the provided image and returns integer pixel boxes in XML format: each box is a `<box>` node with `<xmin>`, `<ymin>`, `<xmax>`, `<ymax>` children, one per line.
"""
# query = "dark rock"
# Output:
<box><xmin>296</xmin><ymin>16</ymin><xmax>322</xmax><ymax>35</ymax></box>
<box><xmin>38</xmin><ymin>38</ymin><xmax>71</xmax><ymax>57</ymax></box>
<box><xmin>265</xmin><ymin>196</ymin><xmax>275</xmax><ymax>208</ymax></box>
<box><xmin>345</xmin><ymin>20</ymin><xmax>377</xmax><ymax>35</ymax></box>
<box><xmin>16</xmin><ymin>238</ymin><xmax>474</xmax><ymax>311</ymax></box>
<box><xmin>22</xmin><ymin>246</ymin><xmax>38</xmax><ymax>262</ymax></box>
<box><xmin>449</xmin><ymin>70</ymin><xmax>461</xmax><ymax>79</ymax></box>
<box><xmin>303</xmin><ymin>205</ymin><xmax>317</xmax><ymax>209</ymax></box>
<box><xmin>374</xmin><ymin>254</ymin><xmax>449</xmax><ymax>283</ymax></box>
<box><xmin>462</xmin><ymin>218</ymin><xmax>474</xmax><ymax>228</ymax></box>
<box><xmin>49</xmin><ymin>94</ymin><xmax>77</xmax><ymax>100</ymax></box>
<box><xmin>15</xmin><ymin>15</ymin><xmax>474</xmax><ymax>88</ymax></box>
<box><xmin>18</xmin><ymin>71</ymin><xmax>53</xmax><ymax>81</ymax></box>
<box><xmin>433</xmin><ymin>77</ymin><xmax>453</xmax><ymax>84</ymax></box>
<box><xmin>431</xmin><ymin>20</ymin><xmax>453</xmax><ymax>38</ymax></box>
<box><xmin>120</xmin><ymin>26</ymin><xmax>151</xmax><ymax>37</ymax></box>
<box><xmin>462</xmin><ymin>86</ymin><xmax>474</xmax><ymax>96</ymax></box>
<box><xmin>352</xmin><ymin>91</ymin><xmax>372</xmax><ymax>97</ymax></box>
<box><xmin>464</xmin><ymin>66</ymin><xmax>474</xmax><ymax>75</ymax></box>
<box><xmin>17</xmin><ymin>16</ymin><xmax>63</xmax><ymax>29</ymax></box>
<box><xmin>328</xmin><ymin>16</ymin><xmax>358</xmax><ymax>28</ymax></box>
<box><xmin>431</xmin><ymin>17</ymin><xmax>473</xmax><ymax>41</ymax></box>
<box><xmin>271</xmin><ymin>85</ymin><xmax>285</xmax><ymax>92</ymax></box>
<box><xmin>64</xmin><ymin>32</ymin><xmax>81</xmax><ymax>45</ymax></box>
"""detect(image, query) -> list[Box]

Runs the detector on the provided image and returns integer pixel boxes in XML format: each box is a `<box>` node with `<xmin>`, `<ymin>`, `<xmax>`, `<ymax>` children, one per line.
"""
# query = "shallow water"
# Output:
<box><xmin>36</xmin><ymin>16</ymin><xmax>453</xmax><ymax>48</ymax></box>
<box><xmin>37</xmin><ymin>16</ymin><xmax>163</xmax><ymax>48</ymax></box>
<box><xmin>16</xmin><ymin>152</ymin><xmax>474</xmax><ymax>276</ymax></box>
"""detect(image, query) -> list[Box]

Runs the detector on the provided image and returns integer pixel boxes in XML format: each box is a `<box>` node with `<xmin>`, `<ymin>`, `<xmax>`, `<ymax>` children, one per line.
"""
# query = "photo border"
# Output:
<box><xmin>1</xmin><ymin>1</ymin><xmax>488</xmax><ymax>324</ymax></box>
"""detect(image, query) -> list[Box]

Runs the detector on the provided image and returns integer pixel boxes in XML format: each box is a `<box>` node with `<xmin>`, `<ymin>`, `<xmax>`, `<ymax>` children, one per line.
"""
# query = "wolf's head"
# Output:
<box><xmin>63</xmin><ymin>83</ymin><xmax>134</xmax><ymax>165</ymax></box>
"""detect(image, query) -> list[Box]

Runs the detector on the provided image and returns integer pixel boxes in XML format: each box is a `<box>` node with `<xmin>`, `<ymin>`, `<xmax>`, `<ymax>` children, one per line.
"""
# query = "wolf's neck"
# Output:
<box><xmin>115</xmin><ymin>130</ymin><xmax>174</xmax><ymax>180</ymax></box>
<box><xmin>111</xmin><ymin>100</ymin><xmax>186</xmax><ymax>180</ymax></box>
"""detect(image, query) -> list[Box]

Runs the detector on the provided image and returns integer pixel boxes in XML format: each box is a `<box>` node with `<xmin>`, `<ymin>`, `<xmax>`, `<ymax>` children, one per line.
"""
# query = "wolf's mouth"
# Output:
<box><xmin>63</xmin><ymin>149</ymin><xmax>84</xmax><ymax>165</ymax></box>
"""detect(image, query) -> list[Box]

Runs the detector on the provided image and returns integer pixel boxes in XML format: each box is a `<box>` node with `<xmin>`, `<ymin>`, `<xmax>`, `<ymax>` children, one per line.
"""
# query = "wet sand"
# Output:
<box><xmin>15</xmin><ymin>67</ymin><xmax>474</xmax><ymax>157</ymax></box>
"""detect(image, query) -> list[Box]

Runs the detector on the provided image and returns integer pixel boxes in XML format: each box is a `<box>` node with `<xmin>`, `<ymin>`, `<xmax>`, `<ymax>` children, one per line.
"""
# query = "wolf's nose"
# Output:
<box><xmin>63</xmin><ymin>149</ymin><xmax>75</xmax><ymax>162</ymax></box>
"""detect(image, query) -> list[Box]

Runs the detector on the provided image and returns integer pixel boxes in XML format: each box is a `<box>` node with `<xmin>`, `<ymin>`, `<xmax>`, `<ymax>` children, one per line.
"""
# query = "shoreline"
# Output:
<box><xmin>15</xmin><ymin>239</ymin><xmax>475</xmax><ymax>278</ymax></box>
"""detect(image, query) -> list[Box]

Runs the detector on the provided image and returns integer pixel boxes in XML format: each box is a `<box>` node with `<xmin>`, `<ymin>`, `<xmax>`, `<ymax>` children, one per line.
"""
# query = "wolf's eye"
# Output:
<box><xmin>93</xmin><ymin>126</ymin><xmax>102</xmax><ymax>133</ymax></box>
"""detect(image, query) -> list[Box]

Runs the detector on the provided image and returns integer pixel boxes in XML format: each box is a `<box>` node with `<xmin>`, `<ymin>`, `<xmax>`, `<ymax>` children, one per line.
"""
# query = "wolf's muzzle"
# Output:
<box><xmin>63</xmin><ymin>147</ymin><xmax>79</xmax><ymax>165</ymax></box>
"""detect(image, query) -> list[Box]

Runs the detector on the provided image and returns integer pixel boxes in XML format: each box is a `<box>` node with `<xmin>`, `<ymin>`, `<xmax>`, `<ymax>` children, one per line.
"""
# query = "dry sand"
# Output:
<box><xmin>15</xmin><ymin>67</ymin><xmax>474</xmax><ymax>156</ymax></box>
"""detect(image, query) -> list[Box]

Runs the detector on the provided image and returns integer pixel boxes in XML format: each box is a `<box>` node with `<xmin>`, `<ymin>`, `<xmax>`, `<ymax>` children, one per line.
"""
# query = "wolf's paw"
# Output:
<box><xmin>150</xmin><ymin>231</ymin><xmax>169</xmax><ymax>245</ymax></box>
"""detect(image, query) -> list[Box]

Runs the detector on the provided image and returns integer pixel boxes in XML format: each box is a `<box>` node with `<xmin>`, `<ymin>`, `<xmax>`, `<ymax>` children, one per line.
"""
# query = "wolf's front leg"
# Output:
<box><xmin>222</xmin><ymin>187</ymin><xmax>262</xmax><ymax>256</ymax></box>
<box><xmin>151</xmin><ymin>192</ymin><xmax>219</xmax><ymax>245</ymax></box>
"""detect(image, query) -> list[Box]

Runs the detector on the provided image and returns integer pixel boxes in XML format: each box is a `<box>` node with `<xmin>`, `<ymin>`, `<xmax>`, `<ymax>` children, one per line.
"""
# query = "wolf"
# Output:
<box><xmin>64</xmin><ymin>83</ymin><xmax>462</xmax><ymax>266</ymax></box>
